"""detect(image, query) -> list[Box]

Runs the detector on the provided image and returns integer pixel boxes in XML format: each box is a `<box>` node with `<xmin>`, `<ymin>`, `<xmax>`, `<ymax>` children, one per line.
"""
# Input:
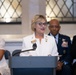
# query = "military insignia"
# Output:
<box><xmin>31</xmin><ymin>39</ymin><xmax>36</xmax><ymax>44</ymax></box>
<box><xmin>61</xmin><ymin>39</ymin><xmax>68</xmax><ymax>47</ymax></box>
<box><xmin>63</xmin><ymin>50</ymin><xmax>66</xmax><ymax>54</ymax></box>
<box><xmin>62</xmin><ymin>39</ymin><xmax>65</xmax><ymax>42</ymax></box>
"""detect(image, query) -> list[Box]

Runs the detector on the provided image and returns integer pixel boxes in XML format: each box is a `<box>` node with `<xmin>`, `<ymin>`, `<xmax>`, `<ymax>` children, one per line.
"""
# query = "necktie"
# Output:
<box><xmin>54</xmin><ymin>36</ymin><xmax>57</xmax><ymax>44</ymax></box>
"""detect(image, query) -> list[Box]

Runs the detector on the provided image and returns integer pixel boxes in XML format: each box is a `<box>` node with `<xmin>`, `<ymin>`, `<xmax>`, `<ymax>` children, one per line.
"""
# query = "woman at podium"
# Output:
<box><xmin>20</xmin><ymin>14</ymin><xmax>58</xmax><ymax>56</ymax></box>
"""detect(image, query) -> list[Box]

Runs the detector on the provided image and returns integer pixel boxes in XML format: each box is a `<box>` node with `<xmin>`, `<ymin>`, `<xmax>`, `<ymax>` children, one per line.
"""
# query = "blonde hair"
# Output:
<box><xmin>31</xmin><ymin>14</ymin><xmax>47</xmax><ymax>31</ymax></box>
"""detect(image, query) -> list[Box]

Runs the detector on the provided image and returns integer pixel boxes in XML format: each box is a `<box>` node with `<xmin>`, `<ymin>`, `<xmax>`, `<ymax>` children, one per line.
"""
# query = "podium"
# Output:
<box><xmin>9</xmin><ymin>56</ymin><xmax>57</xmax><ymax>75</ymax></box>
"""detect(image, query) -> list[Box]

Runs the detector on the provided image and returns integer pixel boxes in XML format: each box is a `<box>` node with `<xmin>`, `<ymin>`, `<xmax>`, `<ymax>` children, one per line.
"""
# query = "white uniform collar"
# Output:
<box><xmin>32</xmin><ymin>33</ymin><xmax>47</xmax><ymax>39</ymax></box>
<box><xmin>31</xmin><ymin>33</ymin><xmax>48</xmax><ymax>43</ymax></box>
<box><xmin>50</xmin><ymin>33</ymin><xmax>59</xmax><ymax>38</ymax></box>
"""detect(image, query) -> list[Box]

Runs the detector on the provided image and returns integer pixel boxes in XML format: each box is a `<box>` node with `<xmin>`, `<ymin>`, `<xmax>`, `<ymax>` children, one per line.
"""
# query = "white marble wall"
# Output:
<box><xmin>22</xmin><ymin>0</ymin><xmax>46</xmax><ymax>35</ymax></box>
<box><xmin>5</xmin><ymin>40</ymin><xmax>22</xmax><ymax>55</ymax></box>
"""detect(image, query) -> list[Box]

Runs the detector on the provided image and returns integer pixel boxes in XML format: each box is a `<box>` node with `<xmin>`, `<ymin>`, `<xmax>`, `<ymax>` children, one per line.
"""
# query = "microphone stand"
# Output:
<box><xmin>13</xmin><ymin>43</ymin><xmax>37</xmax><ymax>56</ymax></box>
<box><xmin>12</xmin><ymin>49</ymin><xmax>35</xmax><ymax>56</ymax></box>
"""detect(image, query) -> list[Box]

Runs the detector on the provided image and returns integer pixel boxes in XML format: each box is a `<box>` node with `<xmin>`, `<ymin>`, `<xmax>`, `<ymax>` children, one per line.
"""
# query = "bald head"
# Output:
<box><xmin>50</xmin><ymin>19</ymin><xmax>59</xmax><ymax>25</ymax></box>
<box><xmin>48</xmin><ymin>19</ymin><xmax>61</xmax><ymax>36</ymax></box>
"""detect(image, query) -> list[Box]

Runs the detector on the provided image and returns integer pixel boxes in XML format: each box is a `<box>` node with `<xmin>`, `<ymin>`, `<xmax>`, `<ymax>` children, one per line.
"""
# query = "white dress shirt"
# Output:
<box><xmin>20</xmin><ymin>33</ymin><xmax>58</xmax><ymax>56</ymax></box>
<box><xmin>49</xmin><ymin>33</ymin><xmax>59</xmax><ymax>44</ymax></box>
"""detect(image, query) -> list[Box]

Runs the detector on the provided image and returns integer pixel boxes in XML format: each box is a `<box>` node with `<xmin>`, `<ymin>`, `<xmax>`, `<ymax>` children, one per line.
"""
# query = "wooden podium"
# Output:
<box><xmin>9</xmin><ymin>56</ymin><xmax>57</xmax><ymax>75</ymax></box>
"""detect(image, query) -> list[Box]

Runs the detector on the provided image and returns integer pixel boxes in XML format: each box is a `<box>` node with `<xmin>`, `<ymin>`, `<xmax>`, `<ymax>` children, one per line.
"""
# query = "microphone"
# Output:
<box><xmin>12</xmin><ymin>43</ymin><xmax>37</xmax><ymax>56</ymax></box>
<box><xmin>32</xmin><ymin>43</ymin><xmax>37</xmax><ymax>50</ymax></box>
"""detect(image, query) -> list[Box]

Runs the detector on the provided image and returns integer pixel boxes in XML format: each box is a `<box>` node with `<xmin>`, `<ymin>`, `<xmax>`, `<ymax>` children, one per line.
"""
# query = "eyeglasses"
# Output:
<box><xmin>36</xmin><ymin>22</ymin><xmax>47</xmax><ymax>26</ymax></box>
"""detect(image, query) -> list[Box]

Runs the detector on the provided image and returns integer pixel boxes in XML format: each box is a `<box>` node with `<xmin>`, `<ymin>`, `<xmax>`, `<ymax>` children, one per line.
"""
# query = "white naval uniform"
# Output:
<box><xmin>20</xmin><ymin>33</ymin><xmax>58</xmax><ymax>56</ymax></box>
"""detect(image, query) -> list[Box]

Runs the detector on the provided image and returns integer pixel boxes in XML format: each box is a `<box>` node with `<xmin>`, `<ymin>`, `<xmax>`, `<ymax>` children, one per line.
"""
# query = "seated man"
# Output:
<box><xmin>0</xmin><ymin>38</ymin><xmax>10</xmax><ymax>75</ymax></box>
<box><xmin>48</xmin><ymin>19</ymin><xmax>72</xmax><ymax>75</ymax></box>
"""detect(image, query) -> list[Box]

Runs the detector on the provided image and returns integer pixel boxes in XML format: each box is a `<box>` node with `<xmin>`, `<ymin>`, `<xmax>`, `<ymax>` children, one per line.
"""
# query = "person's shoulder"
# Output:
<box><xmin>0</xmin><ymin>38</ymin><xmax>5</xmax><ymax>49</ymax></box>
<box><xmin>0</xmin><ymin>38</ymin><xmax>5</xmax><ymax>43</ymax></box>
<box><xmin>0</xmin><ymin>38</ymin><xmax>5</xmax><ymax>41</ymax></box>
<box><xmin>73</xmin><ymin>35</ymin><xmax>76</xmax><ymax>38</ymax></box>
<box><xmin>45</xmin><ymin>34</ymin><xmax>54</xmax><ymax>40</ymax></box>
<box><xmin>59</xmin><ymin>34</ymin><xmax>70</xmax><ymax>39</ymax></box>
<box><xmin>23</xmin><ymin>34</ymin><xmax>33</xmax><ymax>40</ymax></box>
<box><xmin>45</xmin><ymin>34</ymin><xmax>52</xmax><ymax>37</ymax></box>
<box><xmin>72</xmin><ymin>35</ymin><xmax>76</xmax><ymax>41</ymax></box>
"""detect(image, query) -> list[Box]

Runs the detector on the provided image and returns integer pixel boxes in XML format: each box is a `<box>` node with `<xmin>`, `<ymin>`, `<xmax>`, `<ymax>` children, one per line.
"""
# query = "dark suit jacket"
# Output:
<box><xmin>71</xmin><ymin>35</ymin><xmax>76</xmax><ymax>59</ymax></box>
<box><xmin>48</xmin><ymin>33</ymin><xmax>72</xmax><ymax>64</ymax></box>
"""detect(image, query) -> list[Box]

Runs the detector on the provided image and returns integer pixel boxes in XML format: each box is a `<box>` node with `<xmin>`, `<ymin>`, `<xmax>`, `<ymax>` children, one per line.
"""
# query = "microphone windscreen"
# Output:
<box><xmin>33</xmin><ymin>43</ymin><xmax>37</xmax><ymax>50</ymax></box>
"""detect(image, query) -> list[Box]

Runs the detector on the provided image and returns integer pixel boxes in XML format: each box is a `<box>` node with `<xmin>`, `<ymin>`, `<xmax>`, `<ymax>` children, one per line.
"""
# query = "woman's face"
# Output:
<box><xmin>35</xmin><ymin>19</ymin><xmax>47</xmax><ymax>35</ymax></box>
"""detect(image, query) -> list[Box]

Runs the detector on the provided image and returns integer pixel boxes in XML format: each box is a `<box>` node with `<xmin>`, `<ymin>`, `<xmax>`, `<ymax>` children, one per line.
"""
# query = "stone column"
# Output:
<box><xmin>22</xmin><ymin>0</ymin><xmax>46</xmax><ymax>36</ymax></box>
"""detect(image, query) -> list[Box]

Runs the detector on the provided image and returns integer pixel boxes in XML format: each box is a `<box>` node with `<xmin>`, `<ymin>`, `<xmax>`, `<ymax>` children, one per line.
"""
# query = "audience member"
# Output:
<box><xmin>71</xmin><ymin>35</ymin><xmax>76</xmax><ymax>75</ymax></box>
<box><xmin>0</xmin><ymin>38</ymin><xmax>10</xmax><ymax>75</ymax></box>
<box><xmin>48</xmin><ymin>19</ymin><xmax>72</xmax><ymax>75</ymax></box>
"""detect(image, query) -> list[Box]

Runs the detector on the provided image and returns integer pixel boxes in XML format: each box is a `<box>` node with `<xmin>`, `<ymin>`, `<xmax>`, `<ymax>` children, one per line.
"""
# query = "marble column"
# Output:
<box><xmin>22</xmin><ymin>0</ymin><xmax>46</xmax><ymax>35</ymax></box>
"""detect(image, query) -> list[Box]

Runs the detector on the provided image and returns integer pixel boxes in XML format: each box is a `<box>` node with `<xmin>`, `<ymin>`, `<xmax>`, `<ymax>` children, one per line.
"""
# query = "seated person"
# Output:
<box><xmin>0</xmin><ymin>38</ymin><xmax>10</xmax><ymax>75</ymax></box>
<box><xmin>48</xmin><ymin>19</ymin><xmax>72</xmax><ymax>75</ymax></box>
<box><xmin>71</xmin><ymin>35</ymin><xmax>76</xmax><ymax>75</ymax></box>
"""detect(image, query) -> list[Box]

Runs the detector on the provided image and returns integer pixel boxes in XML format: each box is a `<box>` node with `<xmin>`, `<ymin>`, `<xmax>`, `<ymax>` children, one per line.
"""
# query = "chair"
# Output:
<box><xmin>4</xmin><ymin>50</ymin><xmax>11</xmax><ymax>60</ymax></box>
<box><xmin>12</xmin><ymin>49</ymin><xmax>21</xmax><ymax>56</ymax></box>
